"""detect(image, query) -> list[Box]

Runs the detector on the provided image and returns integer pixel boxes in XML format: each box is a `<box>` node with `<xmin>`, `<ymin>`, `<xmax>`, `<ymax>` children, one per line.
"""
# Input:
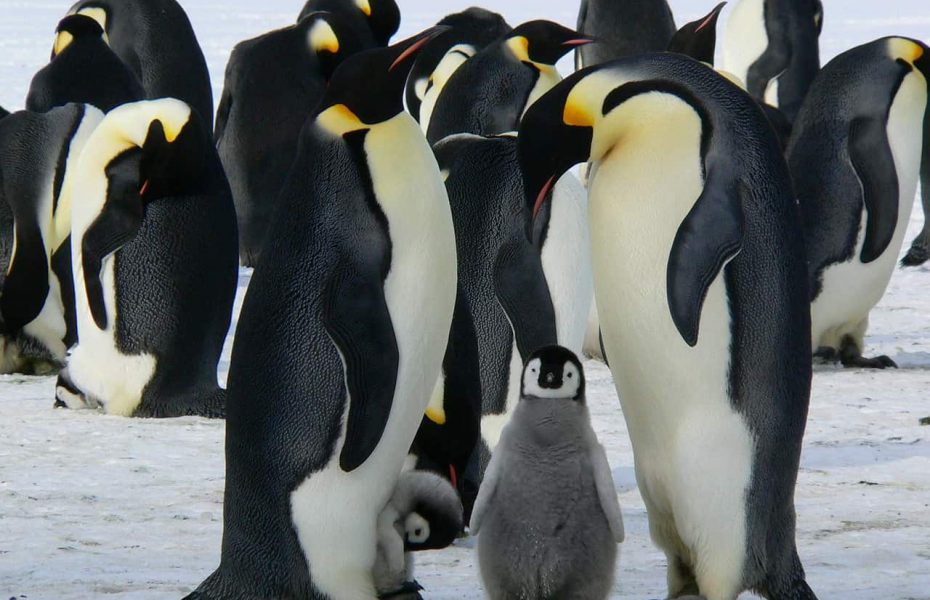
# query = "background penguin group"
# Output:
<box><xmin>0</xmin><ymin>0</ymin><xmax>929</xmax><ymax>598</ymax></box>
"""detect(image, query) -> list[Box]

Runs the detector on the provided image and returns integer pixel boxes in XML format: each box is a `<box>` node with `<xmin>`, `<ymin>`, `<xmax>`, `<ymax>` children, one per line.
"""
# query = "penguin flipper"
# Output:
<box><xmin>667</xmin><ymin>167</ymin><xmax>743</xmax><ymax>347</ymax></box>
<box><xmin>468</xmin><ymin>439</ymin><xmax>503</xmax><ymax>534</ymax></box>
<box><xmin>590</xmin><ymin>441</ymin><xmax>624</xmax><ymax>542</ymax></box>
<box><xmin>849</xmin><ymin>115</ymin><xmax>899</xmax><ymax>263</ymax></box>
<box><xmin>1</xmin><ymin>222</ymin><xmax>50</xmax><ymax>333</ymax></box>
<box><xmin>493</xmin><ymin>237</ymin><xmax>558</xmax><ymax>361</ymax></box>
<box><xmin>322</xmin><ymin>265</ymin><xmax>399</xmax><ymax>473</ymax></box>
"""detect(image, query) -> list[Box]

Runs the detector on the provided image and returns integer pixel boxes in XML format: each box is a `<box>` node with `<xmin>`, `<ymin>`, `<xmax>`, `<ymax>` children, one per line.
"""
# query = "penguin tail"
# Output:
<box><xmin>763</xmin><ymin>554</ymin><xmax>819</xmax><ymax>600</ymax></box>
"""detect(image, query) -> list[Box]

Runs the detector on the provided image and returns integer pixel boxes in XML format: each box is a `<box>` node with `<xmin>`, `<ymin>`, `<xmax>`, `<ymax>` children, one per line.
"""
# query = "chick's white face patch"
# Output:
<box><xmin>522</xmin><ymin>358</ymin><xmax>581</xmax><ymax>399</ymax></box>
<box><xmin>404</xmin><ymin>512</ymin><xmax>430</xmax><ymax>544</ymax></box>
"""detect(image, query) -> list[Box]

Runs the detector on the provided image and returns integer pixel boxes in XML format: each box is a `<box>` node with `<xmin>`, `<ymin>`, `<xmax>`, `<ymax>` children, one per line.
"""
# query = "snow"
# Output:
<box><xmin>1</xmin><ymin>1</ymin><xmax>929</xmax><ymax>599</ymax></box>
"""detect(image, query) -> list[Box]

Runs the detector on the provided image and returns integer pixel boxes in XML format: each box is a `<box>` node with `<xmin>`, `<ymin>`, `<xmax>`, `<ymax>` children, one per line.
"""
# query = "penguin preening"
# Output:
<box><xmin>63</xmin><ymin>0</ymin><xmax>214</xmax><ymax>126</ymax></box>
<box><xmin>575</xmin><ymin>0</ymin><xmax>675</xmax><ymax>69</ymax></box>
<box><xmin>27</xmin><ymin>14</ymin><xmax>143</xmax><ymax>113</ymax></box>
<box><xmin>425</xmin><ymin>21</ymin><xmax>592</xmax><ymax>145</ymax></box>
<box><xmin>298</xmin><ymin>0</ymin><xmax>399</xmax><ymax>47</ymax></box>
<box><xmin>188</xmin><ymin>30</ymin><xmax>456</xmax><ymax>600</ymax></box>
<box><xmin>789</xmin><ymin>37</ymin><xmax>930</xmax><ymax>368</ymax></box>
<box><xmin>405</xmin><ymin>7</ymin><xmax>511</xmax><ymax>129</ymax></box>
<box><xmin>722</xmin><ymin>0</ymin><xmax>823</xmax><ymax>124</ymax></box>
<box><xmin>519</xmin><ymin>53</ymin><xmax>817</xmax><ymax>600</ymax></box>
<box><xmin>56</xmin><ymin>99</ymin><xmax>237</xmax><ymax>418</ymax></box>
<box><xmin>471</xmin><ymin>346</ymin><xmax>623</xmax><ymax>600</ymax></box>
<box><xmin>216</xmin><ymin>11</ymin><xmax>367</xmax><ymax>267</ymax></box>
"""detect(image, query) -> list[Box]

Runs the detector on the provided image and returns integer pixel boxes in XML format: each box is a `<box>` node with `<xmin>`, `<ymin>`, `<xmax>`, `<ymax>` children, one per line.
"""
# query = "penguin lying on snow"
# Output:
<box><xmin>56</xmin><ymin>99</ymin><xmax>238</xmax><ymax>418</ymax></box>
<box><xmin>471</xmin><ymin>346</ymin><xmax>623</xmax><ymax>600</ymax></box>
<box><xmin>216</xmin><ymin>11</ymin><xmax>367</xmax><ymax>267</ymax></box>
<box><xmin>519</xmin><ymin>53</ymin><xmax>817</xmax><ymax>600</ymax></box>
<box><xmin>298</xmin><ymin>0</ymin><xmax>399</xmax><ymax>47</ymax></box>
<box><xmin>188</xmin><ymin>29</ymin><xmax>456</xmax><ymax>600</ymax></box>
<box><xmin>575</xmin><ymin>0</ymin><xmax>675</xmax><ymax>69</ymax></box>
<box><xmin>789</xmin><ymin>37</ymin><xmax>930</xmax><ymax>369</ymax></box>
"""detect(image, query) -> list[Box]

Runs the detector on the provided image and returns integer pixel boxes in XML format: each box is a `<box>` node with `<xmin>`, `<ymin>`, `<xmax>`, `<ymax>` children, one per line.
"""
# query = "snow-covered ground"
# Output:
<box><xmin>1</xmin><ymin>1</ymin><xmax>930</xmax><ymax>598</ymax></box>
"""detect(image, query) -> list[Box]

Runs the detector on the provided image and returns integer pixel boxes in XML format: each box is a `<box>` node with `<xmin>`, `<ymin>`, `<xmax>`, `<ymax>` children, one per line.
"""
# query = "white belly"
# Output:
<box><xmin>479</xmin><ymin>339</ymin><xmax>522</xmax><ymax>451</ymax></box>
<box><xmin>722</xmin><ymin>0</ymin><xmax>768</xmax><ymax>94</ymax></box>
<box><xmin>522</xmin><ymin>65</ymin><xmax>562</xmax><ymax>118</ymax></box>
<box><xmin>811</xmin><ymin>70</ymin><xmax>927</xmax><ymax>347</ymax></box>
<box><xmin>290</xmin><ymin>113</ymin><xmax>456</xmax><ymax>600</ymax></box>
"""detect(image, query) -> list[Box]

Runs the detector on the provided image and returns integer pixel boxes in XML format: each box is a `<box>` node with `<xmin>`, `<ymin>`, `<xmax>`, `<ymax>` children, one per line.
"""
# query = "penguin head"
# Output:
<box><xmin>505</xmin><ymin>20</ymin><xmax>593</xmax><ymax>67</ymax></box>
<box><xmin>397</xmin><ymin>471</ymin><xmax>463</xmax><ymax>552</ymax></box>
<box><xmin>667</xmin><ymin>2</ymin><xmax>726</xmax><ymax>65</ymax></box>
<box><xmin>51</xmin><ymin>14</ymin><xmax>107</xmax><ymax>57</ymax></box>
<box><xmin>315</xmin><ymin>26</ymin><xmax>447</xmax><ymax>131</ymax></box>
<box><xmin>303</xmin><ymin>11</ymin><xmax>366</xmax><ymax>82</ymax></box>
<box><xmin>521</xmin><ymin>345</ymin><xmax>585</xmax><ymax>401</ymax></box>
<box><xmin>355</xmin><ymin>0</ymin><xmax>400</xmax><ymax>46</ymax></box>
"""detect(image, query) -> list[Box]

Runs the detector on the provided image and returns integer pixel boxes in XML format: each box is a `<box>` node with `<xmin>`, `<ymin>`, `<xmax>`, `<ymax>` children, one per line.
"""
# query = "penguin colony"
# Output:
<box><xmin>0</xmin><ymin>0</ymin><xmax>927</xmax><ymax>598</ymax></box>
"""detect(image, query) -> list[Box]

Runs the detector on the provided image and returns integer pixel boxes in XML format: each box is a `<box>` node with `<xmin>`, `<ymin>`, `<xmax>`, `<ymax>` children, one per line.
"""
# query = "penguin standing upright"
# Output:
<box><xmin>789</xmin><ymin>38</ymin><xmax>930</xmax><ymax>368</ymax></box>
<box><xmin>63</xmin><ymin>0</ymin><xmax>214</xmax><ymax>124</ymax></box>
<box><xmin>667</xmin><ymin>2</ymin><xmax>727</xmax><ymax>65</ymax></box>
<box><xmin>575</xmin><ymin>0</ymin><xmax>675</xmax><ymax>69</ymax></box>
<box><xmin>27</xmin><ymin>14</ymin><xmax>143</xmax><ymax>113</ymax></box>
<box><xmin>405</xmin><ymin>8</ymin><xmax>511</xmax><ymax>130</ymax></box>
<box><xmin>722</xmin><ymin>0</ymin><xmax>823</xmax><ymax>123</ymax></box>
<box><xmin>216</xmin><ymin>11</ymin><xmax>367</xmax><ymax>267</ymax></box>
<box><xmin>188</xmin><ymin>31</ymin><xmax>456</xmax><ymax>600</ymax></box>
<box><xmin>0</xmin><ymin>103</ymin><xmax>103</xmax><ymax>374</ymax></box>
<box><xmin>56</xmin><ymin>99</ymin><xmax>237</xmax><ymax>418</ymax></box>
<box><xmin>519</xmin><ymin>53</ymin><xmax>817</xmax><ymax>600</ymax></box>
<box><xmin>426</xmin><ymin>21</ymin><xmax>592</xmax><ymax>145</ymax></box>
<box><xmin>298</xmin><ymin>0</ymin><xmax>399</xmax><ymax>47</ymax></box>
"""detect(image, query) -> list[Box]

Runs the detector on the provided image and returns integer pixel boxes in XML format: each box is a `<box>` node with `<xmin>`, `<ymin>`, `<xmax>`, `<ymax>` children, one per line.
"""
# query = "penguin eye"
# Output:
<box><xmin>531</xmin><ymin>368</ymin><xmax>537</xmax><ymax>373</ymax></box>
<box><xmin>567</xmin><ymin>373</ymin><xmax>573</xmax><ymax>379</ymax></box>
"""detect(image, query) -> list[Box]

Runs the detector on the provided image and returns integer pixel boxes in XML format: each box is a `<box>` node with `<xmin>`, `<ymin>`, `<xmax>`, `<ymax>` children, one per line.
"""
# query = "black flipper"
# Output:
<box><xmin>322</xmin><ymin>264</ymin><xmax>399</xmax><ymax>473</ymax></box>
<box><xmin>1</xmin><ymin>222</ymin><xmax>50</xmax><ymax>333</ymax></box>
<box><xmin>746</xmin><ymin>43</ymin><xmax>790</xmax><ymax>103</ymax></box>
<box><xmin>848</xmin><ymin>115</ymin><xmax>899</xmax><ymax>264</ymax></box>
<box><xmin>667</xmin><ymin>165</ymin><xmax>743</xmax><ymax>347</ymax></box>
<box><xmin>493</xmin><ymin>236</ymin><xmax>558</xmax><ymax>361</ymax></box>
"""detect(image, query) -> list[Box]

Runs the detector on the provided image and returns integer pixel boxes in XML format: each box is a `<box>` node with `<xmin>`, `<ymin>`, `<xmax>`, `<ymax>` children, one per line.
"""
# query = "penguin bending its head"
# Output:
<box><xmin>216</xmin><ymin>11</ymin><xmax>368</xmax><ymax>267</ymax></box>
<box><xmin>519</xmin><ymin>53</ymin><xmax>817</xmax><ymax>600</ymax></box>
<box><xmin>471</xmin><ymin>346</ymin><xmax>623</xmax><ymax>600</ymax></box>
<box><xmin>425</xmin><ymin>21</ymin><xmax>593</xmax><ymax>145</ymax></box>
<box><xmin>188</xmin><ymin>28</ymin><xmax>456</xmax><ymax>600</ymax></box>
<box><xmin>298</xmin><ymin>0</ymin><xmax>399</xmax><ymax>47</ymax></box>
<box><xmin>789</xmin><ymin>37</ymin><xmax>930</xmax><ymax>368</ymax></box>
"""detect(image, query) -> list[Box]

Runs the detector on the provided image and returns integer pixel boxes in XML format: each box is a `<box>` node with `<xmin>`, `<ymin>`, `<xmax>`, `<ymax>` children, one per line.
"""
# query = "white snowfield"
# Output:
<box><xmin>1</xmin><ymin>1</ymin><xmax>929</xmax><ymax>599</ymax></box>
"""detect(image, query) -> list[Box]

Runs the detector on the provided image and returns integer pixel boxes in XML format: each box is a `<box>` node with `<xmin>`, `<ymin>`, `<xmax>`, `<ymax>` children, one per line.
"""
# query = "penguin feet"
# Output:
<box><xmin>378</xmin><ymin>580</ymin><xmax>424</xmax><ymax>599</ymax></box>
<box><xmin>53</xmin><ymin>371</ymin><xmax>97</xmax><ymax>410</ymax></box>
<box><xmin>812</xmin><ymin>346</ymin><xmax>838</xmax><ymax>364</ymax></box>
<box><xmin>838</xmin><ymin>340</ymin><xmax>897</xmax><ymax>369</ymax></box>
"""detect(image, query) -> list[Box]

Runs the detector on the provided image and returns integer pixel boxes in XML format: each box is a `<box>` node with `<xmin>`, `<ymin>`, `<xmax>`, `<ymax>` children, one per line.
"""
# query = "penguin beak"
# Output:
<box><xmin>668</xmin><ymin>2</ymin><xmax>725</xmax><ymax>65</ymax></box>
<box><xmin>562</xmin><ymin>37</ymin><xmax>595</xmax><ymax>48</ymax></box>
<box><xmin>696</xmin><ymin>2</ymin><xmax>727</xmax><ymax>33</ymax></box>
<box><xmin>389</xmin><ymin>25</ymin><xmax>451</xmax><ymax>72</ymax></box>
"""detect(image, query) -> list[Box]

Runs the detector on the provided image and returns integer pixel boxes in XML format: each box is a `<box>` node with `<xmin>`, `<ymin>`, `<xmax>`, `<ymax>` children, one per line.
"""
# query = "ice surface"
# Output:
<box><xmin>1</xmin><ymin>1</ymin><xmax>929</xmax><ymax>599</ymax></box>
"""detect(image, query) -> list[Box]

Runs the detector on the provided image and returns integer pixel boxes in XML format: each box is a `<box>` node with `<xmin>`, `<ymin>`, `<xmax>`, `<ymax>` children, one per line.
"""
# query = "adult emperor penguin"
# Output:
<box><xmin>216</xmin><ymin>11</ymin><xmax>367</xmax><ymax>267</ymax></box>
<box><xmin>62</xmin><ymin>0</ymin><xmax>214</xmax><ymax>125</ymax></box>
<box><xmin>298</xmin><ymin>0</ymin><xmax>399</xmax><ymax>47</ymax></box>
<box><xmin>0</xmin><ymin>103</ymin><xmax>103</xmax><ymax>374</ymax></box>
<box><xmin>56</xmin><ymin>98</ymin><xmax>237</xmax><ymax>417</ymax></box>
<box><xmin>519</xmin><ymin>53</ymin><xmax>817</xmax><ymax>600</ymax></box>
<box><xmin>575</xmin><ymin>0</ymin><xmax>675</xmax><ymax>69</ymax></box>
<box><xmin>722</xmin><ymin>0</ymin><xmax>822</xmax><ymax>124</ymax></box>
<box><xmin>788</xmin><ymin>38</ymin><xmax>930</xmax><ymax>369</ymax></box>
<box><xmin>471</xmin><ymin>346</ymin><xmax>623</xmax><ymax>600</ymax></box>
<box><xmin>187</xmin><ymin>30</ymin><xmax>456</xmax><ymax>600</ymax></box>
<box><xmin>27</xmin><ymin>14</ymin><xmax>143</xmax><ymax>113</ymax></box>
<box><xmin>425</xmin><ymin>21</ymin><xmax>593</xmax><ymax>145</ymax></box>
<box><xmin>667</xmin><ymin>2</ymin><xmax>727</xmax><ymax>65</ymax></box>
<box><xmin>405</xmin><ymin>8</ymin><xmax>511</xmax><ymax>130</ymax></box>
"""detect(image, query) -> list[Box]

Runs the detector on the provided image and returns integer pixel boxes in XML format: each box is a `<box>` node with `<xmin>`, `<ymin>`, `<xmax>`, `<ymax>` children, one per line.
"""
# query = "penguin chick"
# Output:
<box><xmin>470</xmin><ymin>346</ymin><xmax>623</xmax><ymax>600</ymax></box>
<box><xmin>374</xmin><ymin>470</ymin><xmax>463</xmax><ymax>599</ymax></box>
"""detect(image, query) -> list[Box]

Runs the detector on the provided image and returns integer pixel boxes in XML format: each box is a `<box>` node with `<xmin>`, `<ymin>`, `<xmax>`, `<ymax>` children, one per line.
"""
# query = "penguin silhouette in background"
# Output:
<box><xmin>576</xmin><ymin>0</ymin><xmax>675</xmax><ymax>69</ymax></box>
<box><xmin>298</xmin><ymin>0</ymin><xmax>399</xmax><ymax>47</ymax></box>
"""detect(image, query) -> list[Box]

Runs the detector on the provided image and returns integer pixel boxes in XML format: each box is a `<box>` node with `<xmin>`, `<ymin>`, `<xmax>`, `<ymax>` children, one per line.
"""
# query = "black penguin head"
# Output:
<box><xmin>302</xmin><ymin>11</ymin><xmax>367</xmax><ymax>82</ymax></box>
<box><xmin>521</xmin><ymin>346</ymin><xmax>585</xmax><ymax>402</ymax></box>
<box><xmin>402</xmin><ymin>481</ymin><xmax>463</xmax><ymax>552</ymax></box>
<box><xmin>356</xmin><ymin>0</ymin><xmax>400</xmax><ymax>46</ymax></box>
<box><xmin>315</xmin><ymin>26</ymin><xmax>447</xmax><ymax>127</ymax></box>
<box><xmin>506</xmin><ymin>20</ymin><xmax>593</xmax><ymax>66</ymax></box>
<box><xmin>52</xmin><ymin>14</ymin><xmax>106</xmax><ymax>57</ymax></box>
<box><xmin>667</xmin><ymin>2</ymin><xmax>726</xmax><ymax>65</ymax></box>
<box><xmin>137</xmin><ymin>114</ymin><xmax>207</xmax><ymax>201</ymax></box>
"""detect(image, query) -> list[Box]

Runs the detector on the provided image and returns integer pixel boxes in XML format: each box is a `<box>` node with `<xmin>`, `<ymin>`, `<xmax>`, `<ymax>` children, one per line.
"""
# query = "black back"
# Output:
<box><xmin>405</xmin><ymin>8</ymin><xmax>511</xmax><ymax>121</ymax></box>
<box><xmin>298</xmin><ymin>0</ymin><xmax>399</xmax><ymax>46</ymax></box>
<box><xmin>27</xmin><ymin>15</ymin><xmax>143</xmax><ymax>113</ymax></box>
<box><xmin>576</xmin><ymin>0</ymin><xmax>675</xmax><ymax>68</ymax></box>
<box><xmin>66</xmin><ymin>0</ymin><xmax>214</xmax><ymax>125</ymax></box>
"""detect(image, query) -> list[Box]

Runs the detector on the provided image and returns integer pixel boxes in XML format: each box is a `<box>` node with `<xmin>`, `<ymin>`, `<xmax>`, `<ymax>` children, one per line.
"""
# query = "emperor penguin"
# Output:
<box><xmin>187</xmin><ymin>30</ymin><xmax>456</xmax><ymax>600</ymax></box>
<box><xmin>722</xmin><ymin>0</ymin><xmax>823</xmax><ymax>124</ymax></box>
<box><xmin>519</xmin><ymin>53</ymin><xmax>817</xmax><ymax>600</ymax></box>
<box><xmin>62</xmin><ymin>0</ymin><xmax>214</xmax><ymax>125</ymax></box>
<box><xmin>0</xmin><ymin>103</ymin><xmax>103</xmax><ymax>374</ymax></box>
<box><xmin>215</xmin><ymin>11</ymin><xmax>367</xmax><ymax>267</ymax></box>
<box><xmin>405</xmin><ymin>8</ymin><xmax>511</xmax><ymax>130</ymax></box>
<box><xmin>57</xmin><ymin>98</ymin><xmax>238</xmax><ymax>418</ymax></box>
<box><xmin>425</xmin><ymin>21</ymin><xmax>593</xmax><ymax>145</ymax></box>
<box><xmin>27</xmin><ymin>15</ymin><xmax>143</xmax><ymax>114</ymax></box>
<box><xmin>789</xmin><ymin>38</ymin><xmax>930</xmax><ymax>369</ymax></box>
<box><xmin>298</xmin><ymin>0</ymin><xmax>399</xmax><ymax>47</ymax></box>
<box><xmin>667</xmin><ymin>2</ymin><xmax>727</xmax><ymax>65</ymax></box>
<box><xmin>470</xmin><ymin>346</ymin><xmax>624</xmax><ymax>600</ymax></box>
<box><xmin>575</xmin><ymin>0</ymin><xmax>675</xmax><ymax>69</ymax></box>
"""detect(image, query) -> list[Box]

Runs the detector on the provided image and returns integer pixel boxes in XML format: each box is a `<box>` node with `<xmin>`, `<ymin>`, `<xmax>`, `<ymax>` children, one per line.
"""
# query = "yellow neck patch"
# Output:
<box><xmin>506</xmin><ymin>36</ymin><xmax>530</xmax><ymax>63</ymax></box>
<box><xmin>889</xmin><ymin>38</ymin><xmax>924</xmax><ymax>65</ymax></box>
<box><xmin>563</xmin><ymin>95</ymin><xmax>594</xmax><ymax>127</ymax></box>
<box><xmin>316</xmin><ymin>104</ymin><xmax>366</xmax><ymax>135</ymax></box>
<box><xmin>53</xmin><ymin>31</ymin><xmax>74</xmax><ymax>55</ymax></box>
<box><xmin>308</xmin><ymin>20</ymin><xmax>339</xmax><ymax>55</ymax></box>
<box><xmin>355</xmin><ymin>0</ymin><xmax>372</xmax><ymax>17</ymax></box>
